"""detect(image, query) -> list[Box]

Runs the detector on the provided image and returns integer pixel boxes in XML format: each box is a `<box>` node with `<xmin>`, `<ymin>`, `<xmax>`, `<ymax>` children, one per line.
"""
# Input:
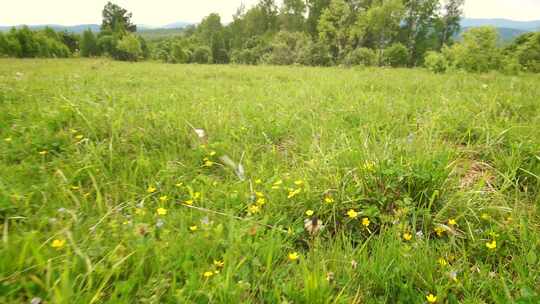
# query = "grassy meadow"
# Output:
<box><xmin>1</xmin><ymin>58</ymin><xmax>539</xmax><ymax>303</ymax></box>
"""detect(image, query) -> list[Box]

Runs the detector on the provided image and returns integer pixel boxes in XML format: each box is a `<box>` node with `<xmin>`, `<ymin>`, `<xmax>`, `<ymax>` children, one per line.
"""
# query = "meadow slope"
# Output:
<box><xmin>1</xmin><ymin>59</ymin><xmax>539</xmax><ymax>303</ymax></box>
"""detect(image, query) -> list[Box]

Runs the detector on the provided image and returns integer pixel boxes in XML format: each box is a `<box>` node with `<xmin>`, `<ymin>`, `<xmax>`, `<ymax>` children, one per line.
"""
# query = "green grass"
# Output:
<box><xmin>0</xmin><ymin>58</ymin><xmax>539</xmax><ymax>303</ymax></box>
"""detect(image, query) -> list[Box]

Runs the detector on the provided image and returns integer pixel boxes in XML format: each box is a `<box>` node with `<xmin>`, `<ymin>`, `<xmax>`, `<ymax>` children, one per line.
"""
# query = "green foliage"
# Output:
<box><xmin>0</xmin><ymin>26</ymin><xmax>71</xmax><ymax>58</ymax></box>
<box><xmin>192</xmin><ymin>46</ymin><xmax>213</xmax><ymax>64</ymax></box>
<box><xmin>80</xmin><ymin>30</ymin><xmax>99</xmax><ymax>57</ymax></box>
<box><xmin>424</xmin><ymin>51</ymin><xmax>448</xmax><ymax>73</ymax></box>
<box><xmin>514</xmin><ymin>32</ymin><xmax>540</xmax><ymax>72</ymax></box>
<box><xmin>101</xmin><ymin>1</ymin><xmax>137</xmax><ymax>33</ymax></box>
<box><xmin>298</xmin><ymin>41</ymin><xmax>333</xmax><ymax>66</ymax></box>
<box><xmin>383</xmin><ymin>43</ymin><xmax>409</xmax><ymax>67</ymax></box>
<box><xmin>264</xmin><ymin>31</ymin><xmax>310</xmax><ymax>65</ymax></box>
<box><xmin>448</xmin><ymin>27</ymin><xmax>502</xmax><ymax>73</ymax></box>
<box><xmin>317</xmin><ymin>0</ymin><xmax>353</xmax><ymax>59</ymax></box>
<box><xmin>115</xmin><ymin>34</ymin><xmax>142</xmax><ymax>61</ymax></box>
<box><xmin>343</xmin><ymin>47</ymin><xmax>378</xmax><ymax>66</ymax></box>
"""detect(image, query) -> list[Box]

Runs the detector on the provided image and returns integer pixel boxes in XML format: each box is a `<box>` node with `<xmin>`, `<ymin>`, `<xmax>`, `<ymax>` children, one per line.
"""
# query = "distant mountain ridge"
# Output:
<box><xmin>0</xmin><ymin>22</ymin><xmax>193</xmax><ymax>33</ymax></box>
<box><xmin>460</xmin><ymin>18</ymin><xmax>540</xmax><ymax>31</ymax></box>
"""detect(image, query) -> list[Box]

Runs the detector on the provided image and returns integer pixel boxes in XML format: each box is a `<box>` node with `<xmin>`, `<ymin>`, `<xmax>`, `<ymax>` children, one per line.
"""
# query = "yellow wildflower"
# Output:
<box><xmin>203</xmin><ymin>271</ymin><xmax>214</xmax><ymax>278</ymax></box>
<box><xmin>175</xmin><ymin>182</ymin><xmax>183</xmax><ymax>187</ymax></box>
<box><xmin>256</xmin><ymin>198</ymin><xmax>266</xmax><ymax>206</ymax></box>
<box><xmin>294</xmin><ymin>180</ymin><xmax>304</xmax><ymax>186</ymax></box>
<box><xmin>209</xmin><ymin>151</ymin><xmax>217</xmax><ymax>156</ymax></box>
<box><xmin>51</xmin><ymin>239</ymin><xmax>66</xmax><ymax>249</ymax></box>
<box><xmin>189</xmin><ymin>225</ymin><xmax>198</xmax><ymax>231</ymax></box>
<box><xmin>39</xmin><ymin>150</ymin><xmax>48</xmax><ymax>155</ymax></box>
<box><xmin>70</xmin><ymin>186</ymin><xmax>80</xmax><ymax>190</ymax></box>
<box><xmin>486</xmin><ymin>240</ymin><xmax>497</xmax><ymax>250</ymax></box>
<box><xmin>193</xmin><ymin>192</ymin><xmax>201</xmax><ymax>199</ymax></box>
<box><xmin>184</xmin><ymin>200</ymin><xmax>194</xmax><ymax>206</ymax></box>
<box><xmin>156</xmin><ymin>208</ymin><xmax>167</xmax><ymax>215</ymax></box>
<box><xmin>255</xmin><ymin>191</ymin><xmax>265</xmax><ymax>198</ymax></box>
<box><xmin>213</xmin><ymin>260</ymin><xmax>224</xmax><ymax>268</ymax></box>
<box><xmin>255</xmin><ymin>179</ymin><xmax>262</xmax><ymax>184</ymax></box>
<box><xmin>438</xmin><ymin>258</ymin><xmax>447</xmax><ymax>266</ymax></box>
<box><xmin>448</xmin><ymin>218</ymin><xmax>457</xmax><ymax>226</ymax></box>
<box><xmin>434</xmin><ymin>226</ymin><xmax>445</xmax><ymax>237</ymax></box>
<box><xmin>481</xmin><ymin>213</ymin><xmax>490</xmax><ymax>220</ymax></box>
<box><xmin>305</xmin><ymin>210</ymin><xmax>314</xmax><ymax>216</ymax></box>
<box><xmin>426</xmin><ymin>293</ymin><xmax>437</xmax><ymax>303</ymax></box>
<box><xmin>403</xmin><ymin>232</ymin><xmax>413</xmax><ymax>241</ymax></box>
<box><xmin>147</xmin><ymin>186</ymin><xmax>156</xmax><ymax>193</ymax></box>
<box><xmin>288</xmin><ymin>252</ymin><xmax>299</xmax><ymax>261</ymax></box>
<box><xmin>362</xmin><ymin>217</ymin><xmax>370</xmax><ymax>227</ymax></box>
<box><xmin>159</xmin><ymin>196</ymin><xmax>168</xmax><ymax>202</ymax></box>
<box><xmin>347</xmin><ymin>209</ymin><xmax>358</xmax><ymax>219</ymax></box>
<box><xmin>75</xmin><ymin>134</ymin><xmax>84</xmax><ymax>140</ymax></box>
<box><xmin>203</xmin><ymin>158</ymin><xmax>214</xmax><ymax>167</ymax></box>
<box><xmin>324</xmin><ymin>197</ymin><xmax>334</xmax><ymax>204</ymax></box>
<box><xmin>248</xmin><ymin>205</ymin><xmax>261</xmax><ymax>214</ymax></box>
<box><xmin>287</xmin><ymin>188</ymin><xmax>301</xmax><ymax>199</ymax></box>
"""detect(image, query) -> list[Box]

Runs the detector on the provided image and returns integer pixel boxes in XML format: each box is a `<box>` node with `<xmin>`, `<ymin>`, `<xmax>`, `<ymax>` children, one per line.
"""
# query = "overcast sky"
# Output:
<box><xmin>1</xmin><ymin>0</ymin><xmax>539</xmax><ymax>26</ymax></box>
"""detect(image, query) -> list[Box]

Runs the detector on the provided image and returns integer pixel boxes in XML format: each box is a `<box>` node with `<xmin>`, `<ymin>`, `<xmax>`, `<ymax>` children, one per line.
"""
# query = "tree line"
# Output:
<box><xmin>1</xmin><ymin>0</ymin><xmax>539</xmax><ymax>73</ymax></box>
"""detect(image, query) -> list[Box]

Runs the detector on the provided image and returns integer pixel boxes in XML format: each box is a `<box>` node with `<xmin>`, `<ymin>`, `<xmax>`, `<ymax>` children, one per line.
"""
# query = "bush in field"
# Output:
<box><xmin>264</xmin><ymin>31</ymin><xmax>311</xmax><ymax>65</ymax></box>
<box><xmin>424</xmin><ymin>51</ymin><xmax>448</xmax><ymax>73</ymax></box>
<box><xmin>449</xmin><ymin>27</ymin><xmax>502</xmax><ymax>72</ymax></box>
<box><xmin>231</xmin><ymin>37</ymin><xmax>271</xmax><ymax>65</ymax></box>
<box><xmin>298</xmin><ymin>41</ymin><xmax>333</xmax><ymax>66</ymax></box>
<box><xmin>382</xmin><ymin>43</ymin><xmax>409</xmax><ymax>67</ymax></box>
<box><xmin>80</xmin><ymin>29</ymin><xmax>100</xmax><ymax>57</ymax></box>
<box><xmin>115</xmin><ymin>34</ymin><xmax>142</xmax><ymax>61</ymax></box>
<box><xmin>170</xmin><ymin>42</ymin><xmax>190</xmax><ymax>63</ymax></box>
<box><xmin>192</xmin><ymin>46</ymin><xmax>212</xmax><ymax>64</ymax></box>
<box><xmin>344</xmin><ymin>47</ymin><xmax>378</xmax><ymax>66</ymax></box>
<box><xmin>514</xmin><ymin>32</ymin><xmax>540</xmax><ymax>72</ymax></box>
<box><xmin>0</xmin><ymin>31</ymin><xmax>22</xmax><ymax>57</ymax></box>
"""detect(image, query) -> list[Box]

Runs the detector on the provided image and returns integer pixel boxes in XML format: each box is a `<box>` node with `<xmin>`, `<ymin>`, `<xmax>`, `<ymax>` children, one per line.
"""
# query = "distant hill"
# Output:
<box><xmin>459</xmin><ymin>18</ymin><xmax>540</xmax><ymax>42</ymax></box>
<box><xmin>0</xmin><ymin>24</ymin><xmax>99</xmax><ymax>33</ymax></box>
<box><xmin>0</xmin><ymin>22</ymin><xmax>193</xmax><ymax>33</ymax></box>
<box><xmin>460</xmin><ymin>18</ymin><xmax>540</xmax><ymax>31</ymax></box>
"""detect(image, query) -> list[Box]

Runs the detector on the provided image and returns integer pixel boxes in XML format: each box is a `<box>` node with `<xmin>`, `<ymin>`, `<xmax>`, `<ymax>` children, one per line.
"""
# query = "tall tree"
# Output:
<box><xmin>318</xmin><ymin>0</ymin><xmax>354</xmax><ymax>59</ymax></box>
<box><xmin>101</xmin><ymin>2</ymin><xmax>137</xmax><ymax>33</ymax></box>
<box><xmin>307</xmin><ymin>0</ymin><xmax>331</xmax><ymax>37</ymax></box>
<box><xmin>400</xmin><ymin>0</ymin><xmax>440</xmax><ymax>64</ymax></box>
<box><xmin>80</xmin><ymin>29</ymin><xmax>99</xmax><ymax>57</ymax></box>
<box><xmin>279</xmin><ymin>0</ymin><xmax>307</xmax><ymax>32</ymax></box>
<box><xmin>436</xmin><ymin>0</ymin><xmax>464</xmax><ymax>48</ymax></box>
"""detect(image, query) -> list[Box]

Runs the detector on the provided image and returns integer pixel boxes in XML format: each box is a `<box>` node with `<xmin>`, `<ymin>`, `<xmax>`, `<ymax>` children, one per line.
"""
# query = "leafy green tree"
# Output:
<box><xmin>383</xmin><ymin>43</ymin><xmax>409</xmax><ymax>67</ymax></box>
<box><xmin>298</xmin><ymin>41</ymin><xmax>334</xmax><ymax>66</ymax></box>
<box><xmin>279</xmin><ymin>0</ymin><xmax>307</xmax><ymax>32</ymax></box>
<box><xmin>353</xmin><ymin>0</ymin><xmax>405</xmax><ymax>57</ymax></box>
<box><xmin>192</xmin><ymin>46</ymin><xmax>213</xmax><ymax>64</ymax></box>
<box><xmin>399</xmin><ymin>0</ymin><xmax>440</xmax><ymax>65</ymax></box>
<box><xmin>13</xmin><ymin>26</ymin><xmax>41</xmax><ymax>57</ymax></box>
<box><xmin>318</xmin><ymin>0</ymin><xmax>353</xmax><ymax>59</ymax></box>
<box><xmin>424</xmin><ymin>51</ymin><xmax>447</xmax><ymax>73</ymax></box>
<box><xmin>115</xmin><ymin>34</ymin><xmax>142</xmax><ymax>61</ymax></box>
<box><xmin>80</xmin><ymin>29</ymin><xmax>99</xmax><ymax>57</ymax></box>
<box><xmin>435</xmin><ymin>0</ymin><xmax>464</xmax><ymax>48</ymax></box>
<box><xmin>306</xmin><ymin>0</ymin><xmax>331</xmax><ymax>37</ymax></box>
<box><xmin>101</xmin><ymin>2</ymin><xmax>137</xmax><ymax>33</ymax></box>
<box><xmin>265</xmin><ymin>31</ymin><xmax>311</xmax><ymax>65</ymax></box>
<box><xmin>59</xmin><ymin>31</ymin><xmax>80</xmax><ymax>53</ymax></box>
<box><xmin>344</xmin><ymin>47</ymin><xmax>378</xmax><ymax>66</ymax></box>
<box><xmin>449</xmin><ymin>27</ymin><xmax>502</xmax><ymax>72</ymax></box>
<box><xmin>514</xmin><ymin>32</ymin><xmax>540</xmax><ymax>72</ymax></box>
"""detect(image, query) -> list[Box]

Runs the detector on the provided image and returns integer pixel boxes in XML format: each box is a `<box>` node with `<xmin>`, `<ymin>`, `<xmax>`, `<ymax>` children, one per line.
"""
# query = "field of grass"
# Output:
<box><xmin>0</xmin><ymin>58</ymin><xmax>539</xmax><ymax>303</ymax></box>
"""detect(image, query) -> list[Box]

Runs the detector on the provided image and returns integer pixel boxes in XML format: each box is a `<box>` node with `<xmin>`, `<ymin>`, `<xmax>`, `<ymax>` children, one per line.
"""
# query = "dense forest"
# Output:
<box><xmin>1</xmin><ymin>0</ymin><xmax>539</xmax><ymax>73</ymax></box>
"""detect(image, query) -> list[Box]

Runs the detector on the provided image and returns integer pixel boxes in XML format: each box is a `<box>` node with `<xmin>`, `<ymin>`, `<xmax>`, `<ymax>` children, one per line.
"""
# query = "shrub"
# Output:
<box><xmin>515</xmin><ymin>32</ymin><xmax>540</xmax><ymax>73</ymax></box>
<box><xmin>80</xmin><ymin>29</ymin><xmax>99</xmax><ymax>57</ymax></box>
<box><xmin>450</xmin><ymin>27</ymin><xmax>502</xmax><ymax>72</ymax></box>
<box><xmin>192</xmin><ymin>46</ymin><xmax>212</xmax><ymax>64</ymax></box>
<box><xmin>382</xmin><ymin>43</ymin><xmax>409</xmax><ymax>67</ymax></box>
<box><xmin>424</xmin><ymin>51</ymin><xmax>448</xmax><ymax>73</ymax></box>
<box><xmin>169</xmin><ymin>42</ymin><xmax>189</xmax><ymax>63</ymax></box>
<box><xmin>344</xmin><ymin>47</ymin><xmax>378</xmax><ymax>66</ymax></box>
<box><xmin>265</xmin><ymin>31</ymin><xmax>311</xmax><ymax>65</ymax></box>
<box><xmin>115</xmin><ymin>34</ymin><xmax>142</xmax><ymax>61</ymax></box>
<box><xmin>298</xmin><ymin>41</ymin><xmax>333</xmax><ymax>66</ymax></box>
